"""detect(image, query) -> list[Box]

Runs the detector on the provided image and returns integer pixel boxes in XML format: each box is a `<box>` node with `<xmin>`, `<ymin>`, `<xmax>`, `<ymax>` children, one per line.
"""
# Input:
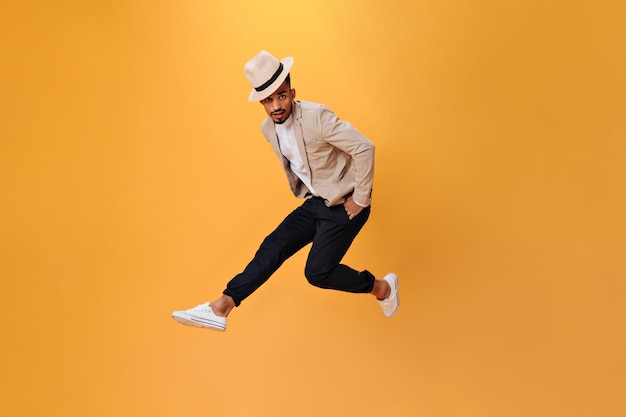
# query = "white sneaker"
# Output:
<box><xmin>172</xmin><ymin>302</ymin><xmax>227</xmax><ymax>331</ymax></box>
<box><xmin>378</xmin><ymin>273</ymin><xmax>399</xmax><ymax>317</ymax></box>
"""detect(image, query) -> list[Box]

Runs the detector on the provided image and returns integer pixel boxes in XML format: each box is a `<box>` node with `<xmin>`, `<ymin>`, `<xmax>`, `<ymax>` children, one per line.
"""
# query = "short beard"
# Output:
<box><xmin>272</xmin><ymin>111</ymin><xmax>288</xmax><ymax>124</ymax></box>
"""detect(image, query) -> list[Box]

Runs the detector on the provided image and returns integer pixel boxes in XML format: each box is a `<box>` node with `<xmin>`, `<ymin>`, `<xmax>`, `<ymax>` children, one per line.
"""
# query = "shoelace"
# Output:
<box><xmin>189</xmin><ymin>302</ymin><xmax>211</xmax><ymax>313</ymax></box>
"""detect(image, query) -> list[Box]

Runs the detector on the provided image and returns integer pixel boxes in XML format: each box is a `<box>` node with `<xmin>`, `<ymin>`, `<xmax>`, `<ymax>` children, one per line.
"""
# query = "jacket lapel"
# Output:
<box><xmin>292</xmin><ymin>101</ymin><xmax>310</xmax><ymax>176</ymax></box>
<box><xmin>266</xmin><ymin>123</ymin><xmax>282</xmax><ymax>156</ymax></box>
<box><xmin>265</xmin><ymin>115</ymin><xmax>298</xmax><ymax>187</ymax></box>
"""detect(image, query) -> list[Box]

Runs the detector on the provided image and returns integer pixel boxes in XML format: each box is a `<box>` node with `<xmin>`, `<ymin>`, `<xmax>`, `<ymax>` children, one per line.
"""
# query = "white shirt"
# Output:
<box><xmin>275</xmin><ymin>115</ymin><xmax>319</xmax><ymax>197</ymax></box>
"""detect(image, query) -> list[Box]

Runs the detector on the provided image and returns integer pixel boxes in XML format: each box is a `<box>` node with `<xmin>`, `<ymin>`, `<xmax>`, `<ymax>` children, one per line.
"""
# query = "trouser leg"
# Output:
<box><xmin>223</xmin><ymin>202</ymin><xmax>315</xmax><ymax>306</ymax></box>
<box><xmin>304</xmin><ymin>198</ymin><xmax>375</xmax><ymax>293</ymax></box>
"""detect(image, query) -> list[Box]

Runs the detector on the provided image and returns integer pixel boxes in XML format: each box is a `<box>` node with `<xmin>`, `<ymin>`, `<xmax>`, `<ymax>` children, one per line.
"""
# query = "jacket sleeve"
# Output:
<box><xmin>317</xmin><ymin>106</ymin><xmax>375</xmax><ymax>206</ymax></box>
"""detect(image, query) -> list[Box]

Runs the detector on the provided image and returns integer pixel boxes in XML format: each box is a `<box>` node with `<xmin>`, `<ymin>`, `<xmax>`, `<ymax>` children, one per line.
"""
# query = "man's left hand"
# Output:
<box><xmin>344</xmin><ymin>195</ymin><xmax>366</xmax><ymax>220</ymax></box>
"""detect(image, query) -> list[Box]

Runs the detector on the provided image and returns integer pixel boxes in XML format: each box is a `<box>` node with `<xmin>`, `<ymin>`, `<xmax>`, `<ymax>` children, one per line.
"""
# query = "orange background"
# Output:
<box><xmin>1</xmin><ymin>1</ymin><xmax>625</xmax><ymax>416</ymax></box>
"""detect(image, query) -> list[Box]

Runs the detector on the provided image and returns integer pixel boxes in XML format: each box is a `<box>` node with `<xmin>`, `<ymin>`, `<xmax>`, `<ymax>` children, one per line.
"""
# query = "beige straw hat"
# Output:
<box><xmin>244</xmin><ymin>50</ymin><xmax>294</xmax><ymax>102</ymax></box>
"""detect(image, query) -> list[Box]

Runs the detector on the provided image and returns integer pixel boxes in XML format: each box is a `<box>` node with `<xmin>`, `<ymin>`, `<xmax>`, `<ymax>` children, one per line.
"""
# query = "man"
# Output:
<box><xmin>172</xmin><ymin>51</ymin><xmax>399</xmax><ymax>331</ymax></box>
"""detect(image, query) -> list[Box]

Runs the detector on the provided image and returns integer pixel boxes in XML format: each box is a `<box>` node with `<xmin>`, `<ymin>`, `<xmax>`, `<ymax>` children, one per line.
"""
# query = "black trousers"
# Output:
<box><xmin>223</xmin><ymin>197</ymin><xmax>375</xmax><ymax>306</ymax></box>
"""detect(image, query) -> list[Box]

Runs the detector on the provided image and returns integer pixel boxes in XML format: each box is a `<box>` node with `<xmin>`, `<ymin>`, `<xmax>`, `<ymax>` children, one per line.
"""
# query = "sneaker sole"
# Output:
<box><xmin>171</xmin><ymin>312</ymin><xmax>226</xmax><ymax>332</ymax></box>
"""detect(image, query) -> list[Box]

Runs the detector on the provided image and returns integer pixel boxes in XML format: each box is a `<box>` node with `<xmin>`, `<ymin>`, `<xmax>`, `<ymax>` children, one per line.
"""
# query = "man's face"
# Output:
<box><xmin>259</xmin><ymin>79</ymin><xmax>296</xmax><ymax>124</ymax></box>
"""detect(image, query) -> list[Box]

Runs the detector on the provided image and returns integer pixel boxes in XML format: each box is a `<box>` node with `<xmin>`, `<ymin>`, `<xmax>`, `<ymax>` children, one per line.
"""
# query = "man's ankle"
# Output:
<box><xmin>211</xmin><ymin>295</ymin><xmax>235</xmax><ymax>317</ymax></box>
<box><xmin>372</xmin><ymin>279</ymin><xmax>390</xmax><ymax>300</ymax></box>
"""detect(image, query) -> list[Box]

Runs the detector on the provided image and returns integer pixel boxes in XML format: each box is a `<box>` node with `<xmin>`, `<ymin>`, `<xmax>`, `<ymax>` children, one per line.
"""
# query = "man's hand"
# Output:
<box><xmin>344</xmin><ymin>195</ymin><xmax>366</xmax><ymax>220</ymax></box>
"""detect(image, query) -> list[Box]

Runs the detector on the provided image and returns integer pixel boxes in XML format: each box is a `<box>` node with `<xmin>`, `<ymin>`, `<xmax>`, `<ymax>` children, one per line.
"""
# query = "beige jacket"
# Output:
<box><xmin>261</xmin><ymin>100</ymin><xmax>375</xmax><ymax>207</ymax></box>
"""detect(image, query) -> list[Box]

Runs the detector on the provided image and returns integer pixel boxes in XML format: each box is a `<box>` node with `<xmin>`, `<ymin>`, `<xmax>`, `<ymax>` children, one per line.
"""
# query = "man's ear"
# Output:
<box><xmin>291</xmin><ymin>88</ymin><xmax>296</xmax><ymax>99</ymax></box>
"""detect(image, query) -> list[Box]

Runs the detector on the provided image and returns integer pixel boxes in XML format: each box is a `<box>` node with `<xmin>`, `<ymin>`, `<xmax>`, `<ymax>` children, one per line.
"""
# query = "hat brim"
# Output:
<box><xmin>248</xmin><ymin>57</ymin><xmax>294</xmax><ymax>102</ymax></box>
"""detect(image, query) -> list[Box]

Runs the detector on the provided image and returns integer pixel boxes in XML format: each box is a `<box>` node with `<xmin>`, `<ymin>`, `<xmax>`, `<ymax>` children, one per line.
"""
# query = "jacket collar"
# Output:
<box><xmin>292</xmin><ymin>100</ymin><xmax>303</xmax><ymax>121</ymax></box>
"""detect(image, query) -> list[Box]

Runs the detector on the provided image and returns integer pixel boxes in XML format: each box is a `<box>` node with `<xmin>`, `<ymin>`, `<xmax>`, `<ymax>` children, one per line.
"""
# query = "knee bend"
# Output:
<box><xmin>304</xmin><ymin>266</ymin><xmax>332</xmax><ymax>289</ymax></box>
